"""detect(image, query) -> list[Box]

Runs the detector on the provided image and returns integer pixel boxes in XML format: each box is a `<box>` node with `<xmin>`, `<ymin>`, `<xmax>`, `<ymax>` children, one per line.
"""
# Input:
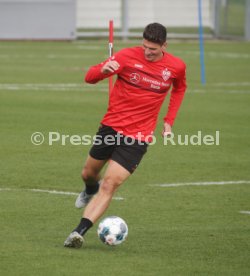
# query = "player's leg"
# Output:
<box><xmin>75</xmin><ymin>124</ymin><xmax>117</xmax><ymax>209</ymax></box>
<box><xmin>64</xmin><ymin>130</ymin><xmax>148</xmax><ymax>248</ymax></box>
<box><xmin>64</xmin><ymin>160</ymin><xmax>130</xmax><ymax>248</ymax></box>
<box><xmin>75</xmin><ymin>155</ymin><xmax>107</xmax><ymax>208</ymax></box>
<box><xmin>83</xmin><ymin>160</ymin><xmax>130</xmax><ymax>223</ymax></box>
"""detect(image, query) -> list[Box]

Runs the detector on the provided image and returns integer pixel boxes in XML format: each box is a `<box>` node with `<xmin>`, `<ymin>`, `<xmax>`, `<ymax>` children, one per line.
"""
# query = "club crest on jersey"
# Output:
<box><xmin>162</xmin><ymin>68</ymin><xmax>171</xmax><ymax>81</ymax></box>
<box><xmin>130</xmin><ymin>73</ymin><xmax>141</xmax><ymax>84</ymax></box>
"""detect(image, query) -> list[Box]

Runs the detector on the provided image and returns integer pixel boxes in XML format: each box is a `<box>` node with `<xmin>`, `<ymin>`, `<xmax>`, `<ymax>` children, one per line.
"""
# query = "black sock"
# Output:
<box><xmin>85</xmin><ymin>181</ymin><xmax>99</xmax><ymax>195</ymax></box>
<box><xmin>73</xmin><ymin>218</ymin><xmax>93</xmax><ymax>236</ymax></box>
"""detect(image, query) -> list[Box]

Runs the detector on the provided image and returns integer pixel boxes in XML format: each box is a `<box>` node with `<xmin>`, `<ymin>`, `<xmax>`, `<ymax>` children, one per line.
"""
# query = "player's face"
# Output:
<box><xmin>142</xmin><ymin>39</ymin><xmax>166</xmax><ymax>62</ymax></box>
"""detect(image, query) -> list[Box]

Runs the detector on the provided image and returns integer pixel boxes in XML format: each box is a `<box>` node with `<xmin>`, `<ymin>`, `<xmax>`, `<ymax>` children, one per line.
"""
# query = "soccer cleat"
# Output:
<box><xmin>75</xmin><ymin>182</ymin><xmax>100</xmax><ymax>208</ymax></box>
<box><xmin>64</xmin><ymin>231</ymin><xmax>84</xmax><ymax>248</ymax></box>
<box><xmin>75</xmin><ymin>191</ymin><xmax>95</xmax><ymax>208</ymax></box>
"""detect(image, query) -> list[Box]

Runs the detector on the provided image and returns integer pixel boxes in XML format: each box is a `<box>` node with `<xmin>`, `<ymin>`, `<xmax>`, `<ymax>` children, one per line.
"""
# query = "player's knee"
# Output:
<box><xmin>81</xmin><ymin>165</ymin><xmax>97</xmax><ymax>182</ymax></box>
<box><xmin>100</xmin><ymin>176</ymin><xmax>123</xmax><ymax>195</ymax></box>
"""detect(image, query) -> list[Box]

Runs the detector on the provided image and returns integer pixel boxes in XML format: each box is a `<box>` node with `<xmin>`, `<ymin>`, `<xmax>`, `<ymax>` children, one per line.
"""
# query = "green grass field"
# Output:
<box><xmin>0</xmin><ymin>39</ymin><xmax>250</xmax><ymax>275</ymax></box>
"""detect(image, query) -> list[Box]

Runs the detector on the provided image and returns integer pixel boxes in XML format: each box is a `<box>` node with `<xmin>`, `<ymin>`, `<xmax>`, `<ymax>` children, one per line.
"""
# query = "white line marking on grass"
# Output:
<box><xmin>0</xmin><ymin>83</ymin><xmax>84</xmax><ymax>90</ymax></box>
<box><xmin>239</xmin><ymin>211</ymin><xmax>250</xmax><ymax>215</ymax></box>
<box><xmin>174</xmin><ymin>50</ymin><xmax>250</xmax><ymax>59</ymax></box>
<box><xmin>0</xmin><ymin>54</ymin><xmax>96</xmax><ymax>59</ymax></box>
<box><xmin>191</xmin><ymin>89</ymin><xmax>250</xmax><ymax>94</ymax></box>
<box><xmin>30</xmin><ymin>188</ymin><xmax>78</xmax><ymax>196</ymax></box>
<box><xmin>0</xmin><ymin>188</ymin><xmax>124</xmax><ymax>200</ymax></box>
<box><xmin>223</xmin><ymin>90</ymin><xmax>250</xmax><ymax>94</ymax></box>
<box><xmin>207</xmin><ymin>52</ymin><xmax>250</xmax><ymax>59</ymax></box>
<box><xmin>213</xmin><ymin>82</ymin><xmax>250</xmax><ymax>87</ymax></box>
<box><xmin>74</xmin><ymin>45</ymin><xmax>104</xmax><ymax>50</ymax></box>
<box><xmin>151</xmin><ymin>180</ymin><xmax>250</xmax><ymax>188</ymax></box>
<box><xmin>0</xmin><ymin>83</ymin><xmax>109</xmax><ymax>91</ymax></box>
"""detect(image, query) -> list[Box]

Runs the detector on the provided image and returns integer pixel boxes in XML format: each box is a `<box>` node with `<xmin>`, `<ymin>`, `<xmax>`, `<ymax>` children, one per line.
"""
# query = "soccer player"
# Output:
<box><xmin>64</xmin><ymin>23</ymin><xmax>187</xmax><ymax>248</ymax></box>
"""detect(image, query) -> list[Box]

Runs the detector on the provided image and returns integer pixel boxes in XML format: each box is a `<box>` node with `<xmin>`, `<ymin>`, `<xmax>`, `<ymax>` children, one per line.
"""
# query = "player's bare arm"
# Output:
<box><xmin>162</xmin><ymin>122</ymin><xmax>172</xmax><ymax>137</ymax></box>
<box><xmin>101</xmin><ymin>60</ymin><xmax>120</xmax><ymax>74</ymax></box>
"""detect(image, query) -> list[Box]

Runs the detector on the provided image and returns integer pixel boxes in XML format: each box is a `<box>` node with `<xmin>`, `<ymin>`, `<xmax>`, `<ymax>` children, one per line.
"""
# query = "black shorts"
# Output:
<box><xmin>89</xmin><ymin>124</ymin><xmax>148</xmax><ymax>174</ymax></box>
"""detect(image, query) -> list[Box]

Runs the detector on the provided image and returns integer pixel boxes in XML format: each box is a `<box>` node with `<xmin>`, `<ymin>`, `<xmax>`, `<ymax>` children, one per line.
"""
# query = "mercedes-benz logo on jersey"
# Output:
<box><xmin>162</xmin><ymin>68</ymin><xmax>171</xmax><ymax>81</ymax></box>
<box><xmin>130</xmin><ymin>73</ymin><xmax>141</xmax><ymax>84</ymax></box>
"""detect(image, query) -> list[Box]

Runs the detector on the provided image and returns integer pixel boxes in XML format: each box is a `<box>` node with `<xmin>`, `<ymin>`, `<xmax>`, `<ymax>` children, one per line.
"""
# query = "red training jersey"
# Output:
<box><xmin>85</xmin><ymin>46</ymin><xmax>187</xmax><ymax>141</ymax></box>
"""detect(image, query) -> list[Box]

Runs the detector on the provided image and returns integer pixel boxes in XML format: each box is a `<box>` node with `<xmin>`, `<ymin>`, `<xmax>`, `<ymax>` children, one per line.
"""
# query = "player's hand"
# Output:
<box><xmin>162</xmin><ymin>122</ymin><xmax>172</xmax><ymax>137</ymax></box>
<box><xmin>101</xmin><ymin>60</ymin><xmax>120</xmax><ymax>74</ymax></box>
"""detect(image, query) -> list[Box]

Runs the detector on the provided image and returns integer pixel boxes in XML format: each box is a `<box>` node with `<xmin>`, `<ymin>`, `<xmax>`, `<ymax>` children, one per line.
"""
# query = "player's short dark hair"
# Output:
<box><xmin>143</xmin><ymin>23</ymin><xmax>167</xmax><ymax>45</ymax></box>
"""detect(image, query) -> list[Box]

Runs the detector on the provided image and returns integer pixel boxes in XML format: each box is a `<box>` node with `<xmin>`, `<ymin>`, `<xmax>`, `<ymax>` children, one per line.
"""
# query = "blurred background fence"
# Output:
<box><xmin>0</xmin><ymin>0</ymin><xmax>249</xmax><ymax>40</ymax></box>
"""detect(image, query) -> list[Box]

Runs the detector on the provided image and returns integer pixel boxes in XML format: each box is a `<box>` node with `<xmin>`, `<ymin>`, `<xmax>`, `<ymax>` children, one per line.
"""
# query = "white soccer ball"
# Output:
<box><xmin>97</xmin><ymin>216</ymin><xmax>128</xmax><ymax>246</ymax></box>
